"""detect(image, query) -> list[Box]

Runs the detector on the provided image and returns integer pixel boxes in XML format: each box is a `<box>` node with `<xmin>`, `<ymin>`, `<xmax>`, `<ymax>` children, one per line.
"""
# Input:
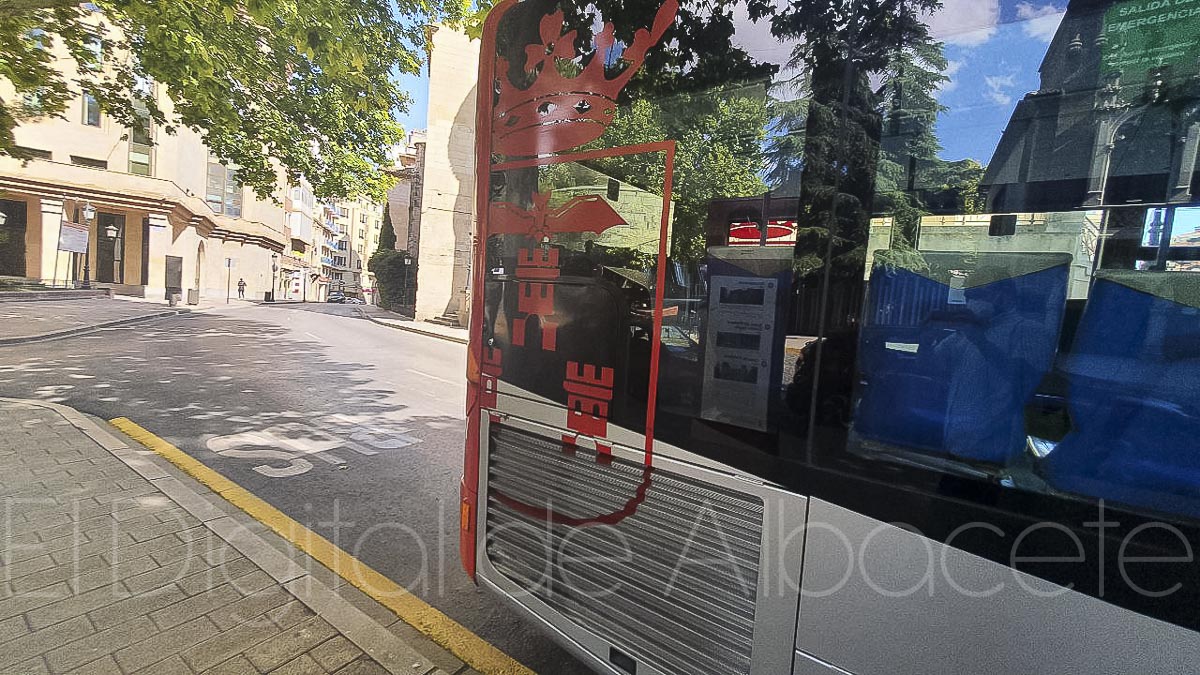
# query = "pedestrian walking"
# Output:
<box><xmin>237</xmin><ymin>277</ymin><xmax>246</xmax><ymax>299</ymax></box>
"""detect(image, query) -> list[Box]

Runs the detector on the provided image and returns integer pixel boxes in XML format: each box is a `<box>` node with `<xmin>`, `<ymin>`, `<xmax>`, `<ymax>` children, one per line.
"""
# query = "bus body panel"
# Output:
<box><xmin>797</xmin><ymin>499</ymin><xmax>1200</xmax><ymax>675</ymax></box>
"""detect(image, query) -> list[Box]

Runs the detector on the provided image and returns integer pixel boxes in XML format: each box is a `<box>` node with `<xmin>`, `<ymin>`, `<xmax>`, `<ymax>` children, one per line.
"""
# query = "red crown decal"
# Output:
<box><xmin>493</xmin><ymin>0</ymin><xmax>678</xmax><ymax>157</ymax></box>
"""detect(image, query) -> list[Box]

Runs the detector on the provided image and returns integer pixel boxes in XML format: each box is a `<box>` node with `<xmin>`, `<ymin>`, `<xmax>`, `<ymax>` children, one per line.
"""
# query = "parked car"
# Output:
<box><xmin>327</xmin><ymin>292</ymin><xmax>346</xmax><ymax>303</ymax></box>
<box><xmin>346</xmin><ymin>297</ymin><xmax>366</xmax><ymax>305</ymax></box>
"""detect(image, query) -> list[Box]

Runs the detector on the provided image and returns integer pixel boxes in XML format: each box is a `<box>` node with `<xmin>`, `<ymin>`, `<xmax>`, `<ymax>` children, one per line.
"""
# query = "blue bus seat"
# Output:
<box><xmin>853</xmin><ymin>251</ymin><xmax>1071</xmax><ymax>464</ymax></box>
<box><xmin>1041</xmin><ymin>270</ymin><xmax>1200</xmax><ymax>517</ymax></box>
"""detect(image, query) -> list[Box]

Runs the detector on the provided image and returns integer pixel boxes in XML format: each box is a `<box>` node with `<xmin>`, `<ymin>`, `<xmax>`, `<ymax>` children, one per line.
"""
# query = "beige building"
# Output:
<box><xmin>0</xmin><ymin>16</ymin><xmax>316</xmax><ymax>303</ymax></box>
<box><xmin>412</xmin><ymin>25</ymin><xmax>479</xmax><ymax>324</ymax></box>
<box><xmin>323</xmin><ymin>198</ymin><xmax>385</xmax><ymax>301</ymax></box>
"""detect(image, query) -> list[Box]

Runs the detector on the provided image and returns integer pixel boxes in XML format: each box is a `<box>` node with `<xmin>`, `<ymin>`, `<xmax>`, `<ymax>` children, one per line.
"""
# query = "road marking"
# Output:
<box><xmin>405</xmin><ymin>368</ymin><xmax>459</xmax><ymax>386</ymax></box>
<box><xmin>304</xmin><ymin>331</ymin><xmax>322</xmax><ymax>341</ymax></box>
<box><xmin>109</xmin><ymin>416</ymin><xmax>534</xmax><ymax>675</ymax></box>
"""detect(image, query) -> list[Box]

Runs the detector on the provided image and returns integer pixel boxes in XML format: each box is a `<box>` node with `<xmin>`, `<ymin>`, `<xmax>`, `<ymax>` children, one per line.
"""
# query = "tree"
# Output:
<box><xmin>586</xmin><ymin>85</ymin><xmax>770</xmax><ymax>264</ymax></box>
<box><xmin>377</xmin><ymin>205</ymin><xmax>398</xmax><ymax>252</ymax></box>
<box><xmin>0</xmin><ymin>0</ymin><xmax>467</xmax><ymax>200</ymax></box>
<box><xmin>369</xmin><ymin>205</ymin><xmax>409</xmax><ymax>309</ymax></box>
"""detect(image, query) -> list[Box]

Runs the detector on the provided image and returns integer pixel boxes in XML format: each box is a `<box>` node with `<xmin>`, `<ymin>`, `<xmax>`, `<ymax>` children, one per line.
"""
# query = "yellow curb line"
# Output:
<box><xmin>109</xmin><ymin>416</ymin><xmax>534</xmax><ymax>675</ymax></box>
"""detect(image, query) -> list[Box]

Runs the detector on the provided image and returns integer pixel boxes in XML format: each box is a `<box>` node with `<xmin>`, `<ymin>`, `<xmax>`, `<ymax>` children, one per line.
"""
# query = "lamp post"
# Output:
<box><xmin>270</xmin><ymin>253</ymin><xmax>278</xmax><ymax>302</ymax></box>
<box><xmin>80</xmin><ymin>201</ymin><xmax>96</xmax><ymax>289</ymax></box>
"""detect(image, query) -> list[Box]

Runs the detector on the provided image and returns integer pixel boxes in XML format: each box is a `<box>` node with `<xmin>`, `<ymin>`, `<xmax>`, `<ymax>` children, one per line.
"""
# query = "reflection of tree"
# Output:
<box><xmin>745</xmin><ymin>0</ymin><xmax>941</xmax><ymax>277</ymax></box>
<box><xmin>490</xmin><ymin>0</ymin><xmax>777</xmax><ymax>267</ymax></box>
<box><xmin>589</xmin><ymin>87</ymin><xmax>770</xmax><ymax>263</ymax></box>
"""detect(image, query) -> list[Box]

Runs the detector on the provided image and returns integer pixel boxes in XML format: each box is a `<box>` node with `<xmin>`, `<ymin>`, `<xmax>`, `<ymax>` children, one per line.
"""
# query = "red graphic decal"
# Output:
<box><xmin>480</xmin><ymin>346</ymin><xmax>503</xmax><ymax>409</ymax></box>
<box><xmin>564</xmin><ymin>361</ymin><xmax>614</xmax><ymax>447</ymax></box>
<box><xmin>492</xmin><ymin>0</ymin><xmax>678</xmax><ymax>156</ymax></box>
<box><xmin>490</xmin><ymin>192</ymin><xmax>627</xmax><ymax>240</ymax></box>
<box><xmin>513</xmin><ymin>248</ymin><xmax>561</xmax><ymax>351</ymax></box>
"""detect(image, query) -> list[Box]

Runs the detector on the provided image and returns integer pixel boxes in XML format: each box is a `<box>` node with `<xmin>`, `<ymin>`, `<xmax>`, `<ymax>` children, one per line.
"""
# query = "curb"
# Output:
<box><xmin>0</xmin><ymin>308</ymin><xmax>188</xmax><ymax>346</ymax></box>
<box><xmin>109</xmin><ymin>416</ymin><xmax>531</xmax><ymax>675</ymax></box>
<box><xmin>356</xmin><ymin>309</ymin><xmax>469</xmax><ymax>345</ymax></box>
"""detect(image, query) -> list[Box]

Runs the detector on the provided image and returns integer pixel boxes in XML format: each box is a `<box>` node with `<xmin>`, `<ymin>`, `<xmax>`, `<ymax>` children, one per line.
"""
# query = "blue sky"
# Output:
<box><xmin>396</xmin><ymin>70</ymin><xmax>428</xmax><ymax>136</ymax></box>
<box><xmin>730</xmin><ymin>0</ymin><xmax>1067</xmax><ymax>165</ymax></box>
<box><xmin>932</xmin><ymin>1</ymin><xmax>1066</xmax><ymax>162</ymax></box>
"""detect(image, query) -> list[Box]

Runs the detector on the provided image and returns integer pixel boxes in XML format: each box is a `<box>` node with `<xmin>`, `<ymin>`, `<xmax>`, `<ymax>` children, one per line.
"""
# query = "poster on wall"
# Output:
<box><xmin>701</xmin><ymin>275</ymin><xmax>779</xmax><ymax>431</ymax></box>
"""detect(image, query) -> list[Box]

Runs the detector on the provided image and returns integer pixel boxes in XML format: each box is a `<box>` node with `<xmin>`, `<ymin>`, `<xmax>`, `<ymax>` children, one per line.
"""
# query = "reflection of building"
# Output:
<box><xmin>983</xmin><ymin>0</ymin><xmax>1200</xmax><ymax>212</ymax></box>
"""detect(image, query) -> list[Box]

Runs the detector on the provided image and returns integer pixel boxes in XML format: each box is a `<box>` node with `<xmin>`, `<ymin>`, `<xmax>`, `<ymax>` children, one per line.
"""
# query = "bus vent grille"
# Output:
<box><xmin>486</xmin><ymin>424</ymin><xmax>764</xmax><ymax>675</ymax></box>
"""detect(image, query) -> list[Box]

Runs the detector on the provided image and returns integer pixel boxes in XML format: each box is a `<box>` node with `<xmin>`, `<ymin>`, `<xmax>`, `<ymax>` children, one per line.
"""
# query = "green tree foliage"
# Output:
<box><xmin>369</xmin><ymin>205</ymin><xmax>408</xmax><ymax>310</ymax></box>
<box><xmin>368</xmin><ymin>248</ymin><xmax>412</xmax><ymax>311</ymax></box>
<box><xmin>377</xmin><ymin>205</ymin><xmax>398</xmax><ymax>252</ymax></box>
<box><xmin>0</xmin><ymin>0</ymin><xmax>467</xmax><ymax>200</ymax></box>
<box><xmin>588</xmin><ymin>86</ymin><xmax>769</xmax><ymax>264</ymax></box>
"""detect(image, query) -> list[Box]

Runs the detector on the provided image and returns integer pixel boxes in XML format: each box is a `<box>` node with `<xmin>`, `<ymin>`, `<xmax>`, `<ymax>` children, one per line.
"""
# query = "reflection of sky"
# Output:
<box><xmin>1142</xmin><ymin>208</ymin><xmax>1200</xmax><ymax>246</ymax></box>
<box><xmin>732</xmin><ymin>0</ymin><xmax>1067</xmax><ymax>165</ymax></box>
<box><xmin>398</xmin><ymin>0</ymin><xmax>1067</xmax><ymax>166</ymax></box>
<box><xmin>935</xmin><ymin>2</ymin><xmax>1065</xmax><ymax>163</ymax></box>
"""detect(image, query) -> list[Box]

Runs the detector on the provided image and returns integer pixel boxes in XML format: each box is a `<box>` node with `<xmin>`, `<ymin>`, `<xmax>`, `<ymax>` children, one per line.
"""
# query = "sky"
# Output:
<box><xmin>399</xmin><ymin>0</ymin><xmax>1068</xmax><ymax>163</ymax></box>
<box><xmin>931</xmin><ymin>0</ymin><xmax>1066</xmax><ymax>162</ymax></box>
<box><xmin>396</xmin><ymin>70</ymin><xmax>429</xmax><ymax>138</ymax></box>
<box><xmin>730</xmin><ymin>0</ymin><xmax>1068</xmax><ymax>164</ymax></box>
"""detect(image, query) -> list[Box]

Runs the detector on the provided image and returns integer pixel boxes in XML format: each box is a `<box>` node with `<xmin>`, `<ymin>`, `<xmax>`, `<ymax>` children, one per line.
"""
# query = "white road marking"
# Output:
<box><xmin>404</xmin><ymin>368</ymin><xmax>458</xmax><ymax>386</ymax></box>
<box><xmin>305</xmin><ymin>332</ymin><xmax>322</xmax><ymax>341</ymax></box>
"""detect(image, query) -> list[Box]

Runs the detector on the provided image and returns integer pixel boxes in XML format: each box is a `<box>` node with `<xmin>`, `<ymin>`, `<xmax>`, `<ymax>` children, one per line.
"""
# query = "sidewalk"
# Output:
<box><xmin>355</xmin><ymin>309</ymin><xmax>467</xmax><ymax>345</ymax></box>
<box><xmin>0</xmin><ymin>398</ymin><xmax>473</xmax><ymax>675</ymax></box>
<box><xmin>0</xmin><ymin>298</ymin><xmax>187</xmax><ymax>345</ymax></box>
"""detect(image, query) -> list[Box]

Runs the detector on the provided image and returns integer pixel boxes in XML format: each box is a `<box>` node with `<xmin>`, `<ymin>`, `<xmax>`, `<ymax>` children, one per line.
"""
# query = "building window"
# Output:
<box><xmin>206</xmin><ymin>157</ymin><xmax>242</xmax><ymax>217</ymax></box>
<box><xmin>82</xmin><ymin>33</ymin><xmax>102</xmax><ymax>71</ymax></box>
<box><xmin>15</xmin><ymin>146</ymin><xmax>51</xmax><ymax>160</ymax></box>
<box><xmin>82</xmin><ymin>93</ymin><xmax>100</xmax><ymax>126</ymax></box>
<box><xmin>70</xmin><ymin>155</ymin><xmax>107</xmax><ymax>169</ymax></box>
<box><xmin>128</xmin><ymin>104</ymin><xmax>152</xmax><ymax>175</ymax></box>
<box><xmin>22</xmin><ymin>89</ymin><xmax>45</xmax><ymax>113</ymax></box>
<box><xmin>359</xmin><ymin>213</ymin><xmax>366</xmax><ymax>224</ymax></box>
<box><xmin>338</xmin><ymin>207</ymin><xmax>348</xmax><ymax>218</ymax></box>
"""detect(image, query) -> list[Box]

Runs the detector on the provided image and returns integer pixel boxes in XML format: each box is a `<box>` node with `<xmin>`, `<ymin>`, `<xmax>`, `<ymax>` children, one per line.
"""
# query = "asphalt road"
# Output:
<box><xmin>0</xmin><ymin>302</ymin><xmax>590</xmax><ymax>675</ymax></box>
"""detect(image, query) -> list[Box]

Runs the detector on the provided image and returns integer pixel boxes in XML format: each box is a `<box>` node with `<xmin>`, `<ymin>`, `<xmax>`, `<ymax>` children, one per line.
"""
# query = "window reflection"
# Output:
<box><xmin>483</xmin><ymin>0</ymin><xmax>1200</xmax><ymax>522</ymax></box>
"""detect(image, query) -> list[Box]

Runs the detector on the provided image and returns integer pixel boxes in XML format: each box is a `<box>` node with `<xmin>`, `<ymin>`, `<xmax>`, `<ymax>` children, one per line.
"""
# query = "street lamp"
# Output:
<box><xmin>270</xmin><ymin>253</ymin><xmax>278</xmax><ymax>302</ymax></box>
<box><xmin>80</xmin><ymin>201</ymin><xmax>96</xmax><ymax>289</ymax></box>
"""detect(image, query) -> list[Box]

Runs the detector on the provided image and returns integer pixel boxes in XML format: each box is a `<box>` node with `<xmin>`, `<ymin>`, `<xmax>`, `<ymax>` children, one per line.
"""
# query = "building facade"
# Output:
<box><xmin>0</xmin><ymin>19</ymin><xmax>291</xmax><ymax>302</ymax></box>
<box><xmin>412</xmin><ymin>25</ymin><xmax>478</xmax><ymax>324</ymax></box>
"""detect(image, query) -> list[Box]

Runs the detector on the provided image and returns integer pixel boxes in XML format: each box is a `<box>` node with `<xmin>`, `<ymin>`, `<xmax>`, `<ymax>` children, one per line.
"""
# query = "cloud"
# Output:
<box><xmin>938</xmin><ymin>59</ymin><xmax>965</xmax><ymax>95</ymax></box>
<box><xmin>1015</xmin><ymin>2</ymin><xmax>1065</xmax><ymax>42</ymax></box>
<box><xmin>985</xmin><ymin>73</ymin><xmax>1017</xmax><ymax>106</ymax></box>
<box><xmin>923</xmin><ymin>0</ymin><xmax>1000</xmax><ymax>47</ymax></box>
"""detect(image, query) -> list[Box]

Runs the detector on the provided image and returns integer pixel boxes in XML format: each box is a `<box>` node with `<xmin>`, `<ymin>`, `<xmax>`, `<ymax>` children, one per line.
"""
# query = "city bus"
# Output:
<box><xmin>460</xmin><ymin>0</ymin><xmax>1200</xmax><ymax>672</ymax></box>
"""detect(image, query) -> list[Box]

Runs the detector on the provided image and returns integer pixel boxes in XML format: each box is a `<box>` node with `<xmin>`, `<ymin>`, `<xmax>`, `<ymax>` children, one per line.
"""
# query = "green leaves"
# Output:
<box><xmin>0</xmin><ymin>0</ymin><xmax>459</xmax><ymax>201</ymax></box>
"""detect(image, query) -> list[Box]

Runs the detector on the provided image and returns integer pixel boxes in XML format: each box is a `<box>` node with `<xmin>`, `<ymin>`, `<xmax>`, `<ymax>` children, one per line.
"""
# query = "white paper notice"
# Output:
<box><xmin>701</xmin><ymin>275</ymin><xmax>777</xmax><ymax>431</ymax></box>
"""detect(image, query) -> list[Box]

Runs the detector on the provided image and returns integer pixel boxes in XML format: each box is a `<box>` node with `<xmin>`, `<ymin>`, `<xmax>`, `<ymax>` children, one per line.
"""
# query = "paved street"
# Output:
<box><xmin>0</xmin><ymin>303</ymin><xmax>588</xmax><ymax>674</ymax></box>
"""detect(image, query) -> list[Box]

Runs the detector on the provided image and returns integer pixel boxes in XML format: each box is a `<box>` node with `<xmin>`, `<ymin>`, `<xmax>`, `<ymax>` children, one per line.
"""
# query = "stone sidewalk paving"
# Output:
<box><xmin>0</xmin><ymin>399</ymin><xmax>472</xmax><ymax>675</ymax></box>
<box><xmin>0</xmin><ymin>299</ymin><xmax>183</xmax><ymax>343</ymax></box>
